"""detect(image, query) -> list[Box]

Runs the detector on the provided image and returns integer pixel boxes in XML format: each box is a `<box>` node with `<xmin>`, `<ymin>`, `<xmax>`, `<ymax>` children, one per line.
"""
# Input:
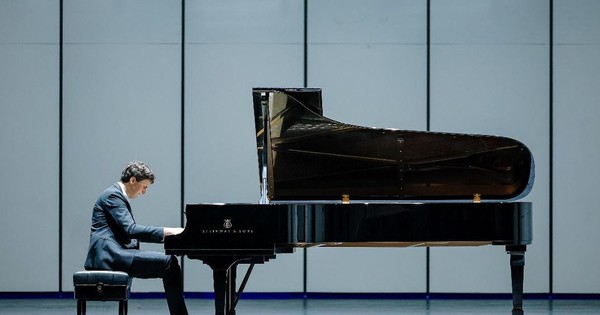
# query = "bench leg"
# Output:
<box><xmin>77</xmin><ymin>299</ymin><xmax>86</xmax><ymax>315</ymax></box>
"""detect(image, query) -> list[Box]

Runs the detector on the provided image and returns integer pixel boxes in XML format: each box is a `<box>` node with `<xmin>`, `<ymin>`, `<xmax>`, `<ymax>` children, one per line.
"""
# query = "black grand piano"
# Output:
<box><xmin>165</xmin><ymin>88</ymin><xmax>534</xmax><ymax>315</ymax></box>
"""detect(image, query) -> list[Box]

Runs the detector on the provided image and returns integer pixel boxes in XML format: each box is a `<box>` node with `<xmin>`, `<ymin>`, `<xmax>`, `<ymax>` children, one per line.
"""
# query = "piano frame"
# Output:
<box><xmin>166</xmin><ymin>201</ymin><xmax>531</xmax><ymax>315</ymax></box>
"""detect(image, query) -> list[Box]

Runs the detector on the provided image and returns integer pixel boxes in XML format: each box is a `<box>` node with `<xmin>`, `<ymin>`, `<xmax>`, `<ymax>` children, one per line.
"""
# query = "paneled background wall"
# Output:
<box><xmin>0</xmin><ymin>0</ymin><xmax>598</xmax><ymax>295</ymax></box>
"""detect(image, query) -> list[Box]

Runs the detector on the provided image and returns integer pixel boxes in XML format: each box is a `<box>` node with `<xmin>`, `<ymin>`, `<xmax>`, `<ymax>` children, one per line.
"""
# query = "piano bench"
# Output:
<box><xmin>73</xmin><ymin>270</ymin><xmax>131</xmax><ymax>315</ymax></box>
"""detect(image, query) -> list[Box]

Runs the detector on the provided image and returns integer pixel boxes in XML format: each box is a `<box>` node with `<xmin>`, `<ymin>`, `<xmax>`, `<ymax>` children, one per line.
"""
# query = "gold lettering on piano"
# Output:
<box><xmin>200</xmin><ymin>229</ymin><xmax>255</xmax><ymax>234</ymax></box>
<box><xmin>200</xmin><ymin>218</ymin><xmax>255</xmax><ymax>234</ymax></box>
<box><xmin>473</xmin><ymin>193</ymin><xmax>481</xmax><ymax>203</ymax></box>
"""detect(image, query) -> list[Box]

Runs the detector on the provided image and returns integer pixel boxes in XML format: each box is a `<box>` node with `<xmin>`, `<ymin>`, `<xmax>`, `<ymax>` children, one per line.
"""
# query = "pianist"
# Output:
<box><xmin>84</xmin><ymin>160</ymin><xmax>189</xmax><ymax>315</ymax></box>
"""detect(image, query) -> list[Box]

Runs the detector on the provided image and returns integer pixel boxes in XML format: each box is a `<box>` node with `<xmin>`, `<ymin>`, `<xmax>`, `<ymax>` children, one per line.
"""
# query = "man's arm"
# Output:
<box><xmin>104</xmin><ymin>193</ymin><xmax>164</xmax><ymax>242</ymax></box>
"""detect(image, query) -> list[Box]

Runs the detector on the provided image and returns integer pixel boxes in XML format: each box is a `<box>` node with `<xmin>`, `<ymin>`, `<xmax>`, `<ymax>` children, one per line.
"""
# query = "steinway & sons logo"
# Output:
<box><xmin>201</xmin><ymin>218</ymin><xmax>255</xmax><ymax>234</ymax></box>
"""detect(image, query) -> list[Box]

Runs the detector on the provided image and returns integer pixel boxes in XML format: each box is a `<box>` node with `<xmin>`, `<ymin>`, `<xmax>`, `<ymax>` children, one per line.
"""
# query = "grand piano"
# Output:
<box><xmin>165</xmin><ymin>88</ymin><xmax>534</xmax><ymax>315</ymax></box>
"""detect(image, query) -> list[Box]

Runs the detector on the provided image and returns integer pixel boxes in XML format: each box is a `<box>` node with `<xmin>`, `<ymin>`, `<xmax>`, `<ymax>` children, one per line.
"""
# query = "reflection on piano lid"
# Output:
<box><xmin>253</xmin><ymin>87</ymin><xmax>534</xmax><ymax>203</ymax></box>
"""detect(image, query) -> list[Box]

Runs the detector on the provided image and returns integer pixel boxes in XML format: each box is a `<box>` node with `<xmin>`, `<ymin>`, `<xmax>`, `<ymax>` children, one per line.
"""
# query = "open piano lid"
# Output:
<box><xmin>253</xmin><ymin>87</ymin><xmax>534</xmax><ymax>202</ymax></box>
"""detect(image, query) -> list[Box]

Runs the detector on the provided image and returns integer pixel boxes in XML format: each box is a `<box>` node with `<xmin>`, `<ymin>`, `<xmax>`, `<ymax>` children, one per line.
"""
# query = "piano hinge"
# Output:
<box><xmin>342</xmin><ymin>194</ymin><xmax>350</xmax><ymax>204</ymax></box>
<box><xmin>473</xmin><ymin>193</ymin><xmax>482</xmax><ymax>203</ymax></box>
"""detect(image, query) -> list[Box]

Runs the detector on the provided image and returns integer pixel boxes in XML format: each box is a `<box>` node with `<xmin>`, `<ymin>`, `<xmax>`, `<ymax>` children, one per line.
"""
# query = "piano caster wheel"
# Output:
<box><xmin>512</xmin><ymin>308</ymin><xmax>524</xmax><ymax>315</ymax></box>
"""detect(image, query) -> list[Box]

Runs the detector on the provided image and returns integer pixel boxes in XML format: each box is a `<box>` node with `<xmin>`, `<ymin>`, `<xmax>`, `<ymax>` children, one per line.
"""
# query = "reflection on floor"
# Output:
<box><xmin>1</xmin><ymin>298</ymin><xmax>599</xmax><ymax>314</ymax></box>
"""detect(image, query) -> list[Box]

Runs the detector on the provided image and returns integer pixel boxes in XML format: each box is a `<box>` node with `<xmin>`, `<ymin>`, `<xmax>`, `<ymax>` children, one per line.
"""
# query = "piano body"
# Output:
<box><xmin>165</xmin><ymin>88</ymin><xmax>534</xmax><ymax>315</ymax></box>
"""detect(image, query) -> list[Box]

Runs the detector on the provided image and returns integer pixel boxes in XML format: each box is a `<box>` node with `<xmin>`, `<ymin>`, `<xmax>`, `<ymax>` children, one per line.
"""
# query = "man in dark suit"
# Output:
<box><xmin>85</xmin><ymin>161</ymin><xmax>188</xmax><ymax>315</ymax></box>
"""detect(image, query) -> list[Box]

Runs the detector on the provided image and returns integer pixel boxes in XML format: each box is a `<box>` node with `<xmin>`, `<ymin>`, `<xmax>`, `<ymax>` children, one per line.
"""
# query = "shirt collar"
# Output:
<box><xmin>117</xmin><ymin>181</ymin><xmax>130</xmax><ymax>200</ymax></box>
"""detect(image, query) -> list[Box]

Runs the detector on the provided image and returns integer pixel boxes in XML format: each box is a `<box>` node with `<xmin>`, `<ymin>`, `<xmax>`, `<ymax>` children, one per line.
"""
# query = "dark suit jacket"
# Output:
<box><xmin>85</xmin><ymin>183</ymin><xmax>164</xmax><ymax>271</ymax></box>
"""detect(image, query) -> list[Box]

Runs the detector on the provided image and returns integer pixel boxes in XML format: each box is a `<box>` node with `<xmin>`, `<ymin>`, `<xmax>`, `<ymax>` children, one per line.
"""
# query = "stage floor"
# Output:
<box><xmin>0</xmin><ymin>298</ymin><xmax>599</xmax><ymax>314</ymax></box>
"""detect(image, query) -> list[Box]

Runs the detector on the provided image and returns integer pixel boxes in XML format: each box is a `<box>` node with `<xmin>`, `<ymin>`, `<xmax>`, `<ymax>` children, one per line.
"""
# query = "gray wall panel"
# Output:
<box><xmin>431</xmin><ymin>0</ymin><xmax>548</xmax><ymax>44</ymax></box>
<box><xmin>0</xmin><ymin>0</ymin><xmax>59</xmax><ymax>292</ymax></box>
<box><xmin>553</xmin><ymin>0</ymin><xmax>600</xmax><ymax>293</ymax></box>
<box><xmin>555</xmin><ymin>0</ymin><xmax>600</xmax><ymax>44</ymax></box>
<box><xmin>183</xmin><ymin>45</ymin><xmax>306</xmax><ymax>288</ymax></box>
<box><xmin>0</xmin><ymin>0</ymin><xmax>58</xmax><ymax>42</ymax></box>
<box><xmin>309</xmin><ymin>45</ymin><xmax>427</xmax><ymax>130</ymax></box>
<box><xmin>186</xmin><ymin>0</ymin><xmax>303</xmax><ymax>43</ymax></box>
<box><xmin>306</xmin><ymin>0</ymin><xmax>428</xmax><ymax>293</ymax></box>
<box><xmin>308</xmin><ymin>0</ymin><xmax>425</xmax><ymax>44</ymax></box>
<box><xmin>307</xmin><ymin>248</ymin><xmax>426</xmax><ymax>293</ymax></box>
<box><xmin>61</xmin><ymin>44</ymin><xmax>182</xmax><ymax>292</ymax></box>
<box><xmin>63</xmin><ymin>0</ymin><xmax>180</xmax><ymax>43</ymax></box>
<box><xmin>0</xmin><ymin>46</ymin><xmax>59</xmax><ymax>291</ymax></box>
<box><xmin>554</xmin><ymin>46</ymin><xmax>600</xmax><ymax>293</ymax></box>
<box><xmin>183</xmin><ymin>0</ymin><xmax>305</xmax><ymax>292</ymax></box>
<box><xmin>429</xmin><ymin>0</ymin><xmax>550</xmax><ymax>293</ymax></box>
<box><xmin>61</xmin><ymin>1</ymin><xmax>181</xmax><ymax>292</ymax></box>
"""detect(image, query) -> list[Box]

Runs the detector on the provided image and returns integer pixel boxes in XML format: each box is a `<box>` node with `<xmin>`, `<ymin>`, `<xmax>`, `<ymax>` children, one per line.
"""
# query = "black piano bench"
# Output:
<box><xmin>73</xmin><ymin>270</ymin><xmax>132</xmax><ymax>315</ymax></box>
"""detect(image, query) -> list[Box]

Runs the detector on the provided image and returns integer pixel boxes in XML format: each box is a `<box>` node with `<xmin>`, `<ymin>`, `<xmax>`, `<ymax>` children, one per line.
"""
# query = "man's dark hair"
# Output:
<box><xmin>120</xmin><ymin>161</ymin><xmax>155</xmax><ymax>184</ymax></box>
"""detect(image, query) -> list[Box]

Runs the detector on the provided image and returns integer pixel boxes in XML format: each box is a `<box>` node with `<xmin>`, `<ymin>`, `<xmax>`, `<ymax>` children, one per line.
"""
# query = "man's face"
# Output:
<box><xmin>129</xmin><ymin>178</ymin><xmax>152</xmax><ymax>199</ymax></box>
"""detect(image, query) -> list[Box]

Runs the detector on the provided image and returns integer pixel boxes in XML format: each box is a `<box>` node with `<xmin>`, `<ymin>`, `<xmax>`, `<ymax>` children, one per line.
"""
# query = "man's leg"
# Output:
<box><xmin>163</xmin><ymin>256</ymin><xmax>188</xmax><ymax>315</ymax></box>
<box><xmin>128</xmin><ymin>251</ymin><xmax>188</xmax><ymax>315</ymax></box>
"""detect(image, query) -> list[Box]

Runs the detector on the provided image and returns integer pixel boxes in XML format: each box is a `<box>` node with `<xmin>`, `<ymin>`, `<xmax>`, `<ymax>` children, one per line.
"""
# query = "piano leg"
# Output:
<box><xmin>213</xmin><ymin>269</ymin><xmax>226</xmax><ymax>315</ymax></box>
<box><xmin>206</xmin><ymin>258</ymin><xmax>241</xmax><ymax>315</ymax></box>
<box><xmin>212</xmin><ymin>266</ymin><xmax>237</xmax><ymax>315</ymax></box>
<box><xmin>507</xmin><ymin>245</ymin><xmax>526</xmax><ymax>315</ymax></box>
<box><xmin>203</xmin><ymin>257</ymin><xmax>260</xmax><ymax>315</ymax></box>
<box><xmin>227</xmin><ymin>265</ymin><xmax>237</xmax><ymax>315</ymax></box>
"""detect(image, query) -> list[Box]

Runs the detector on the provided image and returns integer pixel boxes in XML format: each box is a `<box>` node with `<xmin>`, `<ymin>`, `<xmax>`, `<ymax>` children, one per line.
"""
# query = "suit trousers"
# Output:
<box><xmin>128</xmin><ymin>252</ymin><xmax>188</xmax><ymax>315</ymax></box>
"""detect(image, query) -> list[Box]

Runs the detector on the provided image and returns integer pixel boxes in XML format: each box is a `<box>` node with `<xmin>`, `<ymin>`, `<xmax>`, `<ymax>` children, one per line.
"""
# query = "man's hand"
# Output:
<box><xmin>164</xmin><ymin>227</ymin><xmax>184</xmax><ymax>237</ymax></box>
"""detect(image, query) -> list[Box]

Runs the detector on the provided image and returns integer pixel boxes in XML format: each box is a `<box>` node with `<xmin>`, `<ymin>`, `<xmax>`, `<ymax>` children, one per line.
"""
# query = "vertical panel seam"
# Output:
<box><xmin>303</xmin><ymin>0</ymin><xmax>308</xmax><ymax>297</ymax></box>
<box><xmin>180</xmin><ymin>0</ymin><xmax>186</xmax><ymax>287</ymax></box>
<box><xmin>426</xmin><ymin>0</ymin><xmax>431</xmax><ymax>297</ymax></box>
<box><xmin>59</xmin><ymin>0</ymin><xmax>64</xmax><ymax>293</ymax></box>
<box><xmin>548</xmin><ymin>0</ymin><xmax>554</xmax><ymax>295</ymax></box>
<box><xmin>304</xmin><ymin>0</ymin><xmax>308</xmax><ymax>88</ymax></box>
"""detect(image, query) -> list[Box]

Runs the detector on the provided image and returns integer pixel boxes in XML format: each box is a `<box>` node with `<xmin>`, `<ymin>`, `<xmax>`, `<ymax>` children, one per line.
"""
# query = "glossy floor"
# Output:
<box><xmin>0</xmin><ymin>298</ymin><xmax>598</xmax><ymax>314</ymax></box>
